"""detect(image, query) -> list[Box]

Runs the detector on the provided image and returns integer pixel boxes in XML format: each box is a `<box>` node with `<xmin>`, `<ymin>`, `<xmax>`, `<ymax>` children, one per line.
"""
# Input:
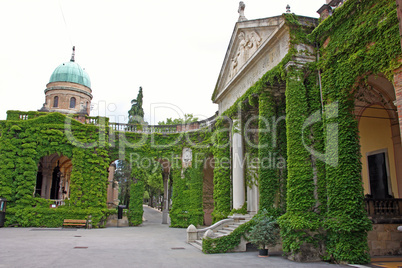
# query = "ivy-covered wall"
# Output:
<box><xmin>210</xmin><ymin>117</ymin><xmax>231</xmax><ymax>222</ymax></box>
<box><xmin>109</xmin><ymin>124</ymin><xmax>213</xmax><ymax>226</ymax></box>
<box><xmin>0</xmin><ymin>111</ymin><xmax>215</xmax><ymax>228</ymax></box>
<box><xmin>170</xmin><ymin>164</ymin><xmax>204</xmax><ymax>227</ymax></box>
<box><xmin>2</xmin><ymin>1</ymin><xmax>401</xmax><ymax>263</ymax></box>
<box><xmin>203</xmin><ymin>4</ymin><xmax>402</xmax><ymax>263</ymax></box>
<box><xmin>127</xmin><ymin>168</ymin><xmax>145</xmax><ymax>226</ymax></box>
<box><xmin>0</xmin><ymin>112</ymin><xmax>110</xmax><ymax>227</ymax></box>
<box><xmin>308</xmin><ymin>0</ymin><xmax>402</xmax><ymax>263</ymax></box>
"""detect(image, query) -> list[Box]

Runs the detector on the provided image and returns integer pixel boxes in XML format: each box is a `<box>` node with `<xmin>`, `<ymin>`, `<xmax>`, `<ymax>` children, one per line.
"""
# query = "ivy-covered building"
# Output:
<box><xmin>1</xmin><ymin>0</ymin><xmax>402</xmax><ymax>265</ymax></box>
<box><xmin>208</xmin><ymin>0</ymin><xmax>402</xmax><ymax>263</ymax></box>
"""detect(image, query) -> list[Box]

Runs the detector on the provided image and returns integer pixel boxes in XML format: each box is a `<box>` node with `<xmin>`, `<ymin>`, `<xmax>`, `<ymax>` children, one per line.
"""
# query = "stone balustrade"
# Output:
<box><xmin>365</xmin><ymin>198</ymin><xmax>402</xmax><ymax>223</ymax></box>
<box><xmin>6</xmin><ymin>111</ymin><xmax>217</xmax><ymax>134</ymax></box>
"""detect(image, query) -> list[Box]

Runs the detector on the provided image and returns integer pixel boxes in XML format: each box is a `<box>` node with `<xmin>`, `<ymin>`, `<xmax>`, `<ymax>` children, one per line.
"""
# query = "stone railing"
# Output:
<box><xmin>187</xmin><ymin>219</ymin><xmax>234</xmax><ymax>242</ymax></box>
<box><xmin>5</xmin><ymin>110</ymin><xmax>218</xmax><ymax>134</ymax></box>
<box><xmin>109</xmin><ymin>113</ymin><xmax>217</xmax><ymax>134</ymax></box>
<box><xmin>5</xmin><ymin>111</ymin><xmax>107</xmax><ymax>125</ymax></box>
<box><xmin>365</xmin><ymin>198</ymin><xmax>402</xmax><ymax>224</ymax></box>
<box><xmin>187</xmin><ymin>214</ymin><xmax>251</xmax><ymax>242</ymax></box>
<box><xmin>5</xmin><ymin>111</ymin><xmax>48</xmax><ymax>121</ymax></box>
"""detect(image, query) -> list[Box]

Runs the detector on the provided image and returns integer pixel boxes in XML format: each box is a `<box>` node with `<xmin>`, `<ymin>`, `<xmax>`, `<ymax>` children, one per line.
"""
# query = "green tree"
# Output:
<box><xmin>113</xmin><ymin>160</ymin><xmax>132</xmax><ymax>207</ymax></box>
<box><xmin>128</xmin><ymin>87</ymin><xmax>145</xmax><ymax>125</ymax></box>
<box><xmin>145</xmin><ymin>167</ymin><xmax>164</xmax><ymax>208</ymax></box>
<box><xmin>158</xmin><ymin>113</ymin><xmax>198</xmax><ymax>125</ymax></box>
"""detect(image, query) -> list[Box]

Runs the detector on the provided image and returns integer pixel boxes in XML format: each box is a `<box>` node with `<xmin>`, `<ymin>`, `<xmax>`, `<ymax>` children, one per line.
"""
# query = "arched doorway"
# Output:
<box><xmin>35</xmin><ymin>153</ymin><xmax>72</xmax><ymax>204</ymax></box>
<box><xmin>356</xmin><ymin>75</ymin><xmax>402</xmax><ymax>199</ymax></box>
<box><xmin>359</xmin><ymin>105</ymin><xmax>398</xmax><ymax>198</ymax></box>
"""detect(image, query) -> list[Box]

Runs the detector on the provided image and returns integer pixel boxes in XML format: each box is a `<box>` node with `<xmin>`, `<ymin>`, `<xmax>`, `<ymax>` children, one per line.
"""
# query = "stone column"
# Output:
<box><xmin>162</xmin><ymin>172</ymin><xmax>169</xmax><ymax>224</ymax></box>
<box><xmin>393</xmin><ymin>66</ymin><xmax>402</xmax><ymax>144</ymax></box>
<box><xmin>232</xmin><ymin>118</ymin><xmax>245</xmax><ymax>209</ymax></box>
<box><xmin>42</xmin><ymin>167</ymin><xmax>52</xmax><ymax>199</ymax></box>
<box><xmin>247</xmin><ymin>183</ymin><xmax>258</xmax><ymax>215</ymax></box>
<box><xmin>106</xmin><ymin>165</ymin><xmax>115</xmax><ymax>208</ymax></box>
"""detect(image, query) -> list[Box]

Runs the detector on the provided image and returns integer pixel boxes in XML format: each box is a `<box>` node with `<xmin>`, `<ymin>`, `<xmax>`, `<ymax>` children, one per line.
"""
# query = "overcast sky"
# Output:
<box><xmin>0</xmin><ymin>0</ymin><xmax>322</xmax><ymax>124</ymax></box>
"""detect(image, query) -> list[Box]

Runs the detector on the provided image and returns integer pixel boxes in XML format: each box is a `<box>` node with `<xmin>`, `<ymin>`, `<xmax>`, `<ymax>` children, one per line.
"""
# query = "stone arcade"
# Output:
<box><xmin>1</xmin><ymin>0</ymin><xmax>402</xmax><ymax>264</ymax></box>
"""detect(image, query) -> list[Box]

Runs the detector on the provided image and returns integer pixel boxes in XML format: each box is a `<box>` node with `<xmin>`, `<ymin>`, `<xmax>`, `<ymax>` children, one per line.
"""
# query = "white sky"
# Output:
<box><xmin>0</xmin><ymin>0</ymin><xmax>321</xmax><ymax>124</ymax></box>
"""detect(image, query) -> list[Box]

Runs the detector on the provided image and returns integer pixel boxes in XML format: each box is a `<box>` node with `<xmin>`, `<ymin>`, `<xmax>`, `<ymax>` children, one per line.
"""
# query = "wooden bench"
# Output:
<box><xmin>63</xmin><ymin>219</ymin><xmax>87</xmax><ymax>228</ymax></box>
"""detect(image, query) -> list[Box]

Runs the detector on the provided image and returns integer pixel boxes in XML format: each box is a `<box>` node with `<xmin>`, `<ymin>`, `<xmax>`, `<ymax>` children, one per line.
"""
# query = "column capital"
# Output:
<box><xmin>284</xmin><ymin>55</ymin><xmax>316</xmax><ymax>72</ymax></box>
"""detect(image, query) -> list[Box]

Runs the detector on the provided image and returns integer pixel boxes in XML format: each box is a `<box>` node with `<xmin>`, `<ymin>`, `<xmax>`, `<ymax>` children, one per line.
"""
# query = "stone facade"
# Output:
<box><xmin>44</xmin><ymin>81</ymin><xmax>92</xmax><ymax>115</ymax></box>
<box><xmin>213</xmin><ymin>16</ymin><xmax>295</xmax><ymax>114</ymax></box>
<box><xmin>368</xmin><ymin>224</ymin><xmax>402</xmax><ymax>256</ymax></box>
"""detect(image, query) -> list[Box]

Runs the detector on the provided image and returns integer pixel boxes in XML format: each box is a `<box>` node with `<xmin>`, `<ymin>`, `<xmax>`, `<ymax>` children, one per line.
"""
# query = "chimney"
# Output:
<box><xmin>317</xmin><ymin>2</ymin><xmax>332</xmax><ymax>20</ymax></box>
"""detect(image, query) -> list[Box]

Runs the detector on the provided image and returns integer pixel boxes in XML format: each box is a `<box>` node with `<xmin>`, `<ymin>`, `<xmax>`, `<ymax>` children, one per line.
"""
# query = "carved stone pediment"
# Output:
<box><xmin>228</xmin><ymin>30</ymin><xmax>260</xmax><ymax>80</ymax></box>
<box><xmin>212</xmin><ymin>16</ymin><xmax>288</xmax><ymax>113</ymax></box>
<box><xmin>212</xmin><ymin>14</ymin><xmax>317</xmax><ymax>114</ymax></box>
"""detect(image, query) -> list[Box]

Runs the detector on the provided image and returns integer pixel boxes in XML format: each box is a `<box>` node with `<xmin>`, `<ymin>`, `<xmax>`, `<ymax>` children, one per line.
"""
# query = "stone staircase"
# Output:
<box><xmin>187</xmin><ymin>214</ymin><xmax>253</xmax><ymax>252</ymax></box>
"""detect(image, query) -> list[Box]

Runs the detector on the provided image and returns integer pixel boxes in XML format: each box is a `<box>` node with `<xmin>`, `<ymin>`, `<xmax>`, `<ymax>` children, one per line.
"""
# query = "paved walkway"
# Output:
<box><xmin>0</xmin><ymin>205</ymin><xmax>349</xmax><ymax>268</ymax></box>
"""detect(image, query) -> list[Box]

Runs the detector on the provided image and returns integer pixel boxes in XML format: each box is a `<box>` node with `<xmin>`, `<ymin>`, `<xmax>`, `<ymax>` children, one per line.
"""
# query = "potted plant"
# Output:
<box><xmin>248</xmin><ymin>210</ymin><xmax>280</xmax><ymax>257</ymax></box>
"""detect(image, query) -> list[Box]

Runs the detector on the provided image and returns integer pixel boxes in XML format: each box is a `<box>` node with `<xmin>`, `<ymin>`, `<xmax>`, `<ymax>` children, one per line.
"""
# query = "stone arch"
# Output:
<box><xmin>35</xmin><ymin>153</ymin><xmax>72</xmax><ymax>204</ymax></box>
<box><xmin>355</xmin><ymin>74</ymin><xmax>402</xmax><ymax>198</ymax></box>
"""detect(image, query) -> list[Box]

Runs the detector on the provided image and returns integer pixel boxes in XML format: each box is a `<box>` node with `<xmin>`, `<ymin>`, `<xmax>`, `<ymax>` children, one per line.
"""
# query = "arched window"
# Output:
<box><xmin>70</xmin><ymin>97</ymin><xmax>76</xmax><ymax>108</ymax></box>
<box><xmin>53</xmin><ymin>96</ymin><xmax>58</xmax><ymax>107</ymax></box>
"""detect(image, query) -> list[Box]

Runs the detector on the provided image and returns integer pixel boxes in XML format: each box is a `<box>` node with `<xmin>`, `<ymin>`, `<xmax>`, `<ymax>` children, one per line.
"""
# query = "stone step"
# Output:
<box><xmin>215</xmin><ymin>233</ymin><xmax>226</xmax><ymax>238</ymax></box>
<box><xmin>228</xmin><ymin>214</ymin><xmax>252</xmax><ymax>220</ymax></box>
<box><xmin>189</xmin><ymin>241</ymin><xmax>202</xmax><ymax>251</ymax></box>
<box><xmin>194</xmin><ymin>239</ymin><xmax>203</xmax><ymax>246</ymax></box>
<box><xmin>223</xmin><ymin>226</ymin><xmax>236</xmax><ymax>232</ymax></box>
<box><xmin>217</xmin><ymin>229</ymin><xmax>231</xmax><ymax>235</ymax></box>
<box><xmin>188</xmin><ymin>215</ymin><xmax>253</xmax><ymax>252</ymax></box>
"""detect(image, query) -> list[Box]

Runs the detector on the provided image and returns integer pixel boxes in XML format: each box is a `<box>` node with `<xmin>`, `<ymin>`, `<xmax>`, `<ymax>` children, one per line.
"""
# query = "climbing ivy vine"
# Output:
<box><xmin>127</xmin><ymin>167</ymin><xmax>145</xmax><ymax>226</ymax></box>
<box><xmin>0</xmin><ymin>112</ymin><xmax>110</xmax><ymax>227</ymax></box>
<box><xmin>170</xmin><ymin>163</ymin><xmax>205</xmax><ymax>227</ymax></box>
<box><xmin>210</xmin><ymin>117</ymin><xmax>231</xmax><ymax>223</ymax></box>
<box><xmin>307</xmin><ymin>0</ymin><xmax>402</xmax><ymax>263</ymax></box>
<box><xmin>0</xmin><ymin>110</ymin><xmax>214</xmax><ymax>228</ymax></box>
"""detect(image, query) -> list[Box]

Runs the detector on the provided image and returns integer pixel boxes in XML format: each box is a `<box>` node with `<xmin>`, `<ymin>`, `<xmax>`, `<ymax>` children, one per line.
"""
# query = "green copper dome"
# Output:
<box><xmin>49</xmin><ymin>60</ymin><xmax>91</xmax><ymax>89</ymax></box>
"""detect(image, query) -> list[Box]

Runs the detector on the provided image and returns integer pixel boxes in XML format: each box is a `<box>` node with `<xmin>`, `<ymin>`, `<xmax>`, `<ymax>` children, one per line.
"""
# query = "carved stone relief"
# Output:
<box><xmin>229</xmin><ymin>30</ymin><xmax>262</xmax><ymax>80</ymax></box>
<box><xmin>182</xmin><ymin>147</ymin><xmax>192</xmax><ymax>168</ymax></box>
<box><xmin>219</xmin><ymin>36</ymin><xmax>288</xmax><ymax>113</ymax></box>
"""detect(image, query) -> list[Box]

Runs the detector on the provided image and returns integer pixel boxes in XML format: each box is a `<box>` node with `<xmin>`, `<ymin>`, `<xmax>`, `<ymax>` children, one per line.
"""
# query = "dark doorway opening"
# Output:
<box><xmin>368</xmin><ymin>152</ymin><xmax>390</xmax><ymax>199</ymax></box>
<box><xmin>50</xmin><ymin>164</ymin><xmax>61</xmax><ymax>199</ymax></box>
